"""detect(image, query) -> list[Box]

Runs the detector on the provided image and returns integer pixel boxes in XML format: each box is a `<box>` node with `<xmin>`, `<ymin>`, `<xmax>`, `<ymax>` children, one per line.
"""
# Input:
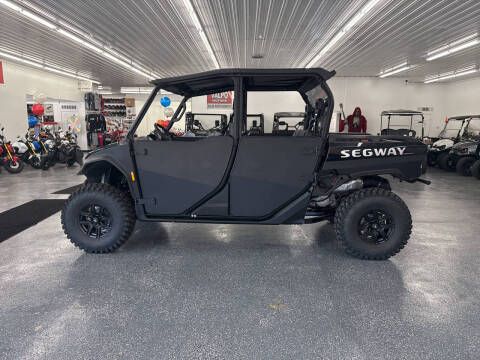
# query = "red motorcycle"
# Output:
<box><xmin>0</xmin><ymin>127</ymin><xmax>24</xmax><ymax>173</ymax></box>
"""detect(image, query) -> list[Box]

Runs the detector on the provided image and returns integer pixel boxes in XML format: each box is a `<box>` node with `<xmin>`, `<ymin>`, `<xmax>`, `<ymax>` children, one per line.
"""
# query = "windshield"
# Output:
<box><xmin>439</xmin><ymin>119</ymin><xmax>466</xmax><ymax>139</ymax></box>
<box><xmin>463</xmin><ymin>118</ymin><xmax>480</xmax><ymax>140</ymax></box>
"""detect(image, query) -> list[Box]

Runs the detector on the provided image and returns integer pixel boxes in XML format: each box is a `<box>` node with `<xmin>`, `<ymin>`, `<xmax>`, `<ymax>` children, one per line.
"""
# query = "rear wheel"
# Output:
<box><xmin>30</xmin><ymin>156</ymin><xmax>42</xmax><ymax>169</ymax></box>
<box><xmin>438</xmin><ymin>152</ymin><xmax>455</xmax><ymax>171</ymax></box>
<box><xmin>4</xmin><ymin>159</ymin><xmax>24</xmax><ymax>173</ymax></box>
<box><xmin>334</xmin><ymin>188</ymin><xmax>412</xmax><ymax>260</ymax></box>
<box><xmin>61</xmin><ymin>183</ymin><xmax>136</xmax><ymax>253</ymax></box>
<box><xmin>471</xmin><ymin>160</ymin><xmax>480</xmax><ymax>180</ymax></box>
<box><xmin>455</xmin><ymin>156</ymin><xmax>475</xmax><ymax>176</ymax></box>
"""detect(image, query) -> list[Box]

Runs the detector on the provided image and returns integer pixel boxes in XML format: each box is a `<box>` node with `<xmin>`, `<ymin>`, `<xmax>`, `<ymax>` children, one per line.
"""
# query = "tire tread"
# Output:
<box><xmin>61</xmin><ymin>183</ymin><xmax>135</xmax><ymax>253</ymax></box>
<box><xmin>334</xmin><ymin>188</ymin><xmax>412</xmax><ymax>260</ymax></box>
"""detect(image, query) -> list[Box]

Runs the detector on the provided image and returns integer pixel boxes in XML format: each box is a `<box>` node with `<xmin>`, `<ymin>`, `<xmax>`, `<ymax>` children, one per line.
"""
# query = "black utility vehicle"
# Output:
<box><xmin>62</xmin><ymin>69</ymin><xmax>428</xmax><ymax>260</ymax></box>
<box><xmin>380</xmin><ymin>110</ymin><xmax>425</xmax><ymax>139</ymax></box>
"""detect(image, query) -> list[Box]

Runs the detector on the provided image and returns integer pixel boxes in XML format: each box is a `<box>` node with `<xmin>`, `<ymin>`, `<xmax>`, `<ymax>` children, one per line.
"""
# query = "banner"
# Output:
<box><xmin>207</xmin><ymin>91</ymin><xmax>232</xmax><ymax>109</ymax></box>
<box><xmin>0</xmin><ymin>61</ymin><xmax>4</xmax><ymax>84</ymax></box>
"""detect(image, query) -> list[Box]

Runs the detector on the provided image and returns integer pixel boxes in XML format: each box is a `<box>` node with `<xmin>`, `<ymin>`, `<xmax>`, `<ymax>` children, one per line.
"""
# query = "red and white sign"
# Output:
<box><xmin>0</xmin><ymin>61</ymin><xmax>4</xmax><ymax>84</ymax></box>
<box><xmin>207</xmin><ymin>91</ymin><xmax>232</xmax><ymax>109</ymax></box>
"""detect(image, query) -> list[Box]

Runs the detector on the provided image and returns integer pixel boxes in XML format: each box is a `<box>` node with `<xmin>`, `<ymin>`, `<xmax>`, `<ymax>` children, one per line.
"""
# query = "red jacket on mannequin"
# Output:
<box><xmin>340</xmin><ymin>107</ymin><xmax>367</xmax><ymax>133</ymax></box>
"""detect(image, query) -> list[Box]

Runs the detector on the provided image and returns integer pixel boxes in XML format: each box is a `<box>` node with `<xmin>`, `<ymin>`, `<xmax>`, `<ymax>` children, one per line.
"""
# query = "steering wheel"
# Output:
<box><xmin>151</xmin><ymin>123</ymin><xmax>172</xmax><ymax>141</ymax></box>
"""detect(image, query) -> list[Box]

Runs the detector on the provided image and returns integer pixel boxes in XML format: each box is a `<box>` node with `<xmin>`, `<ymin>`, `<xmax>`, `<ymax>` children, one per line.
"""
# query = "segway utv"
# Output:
<box><xmin>62</xmin><ymin>68</ymin><xmax>428</xmax><ymax>260</ymax></box>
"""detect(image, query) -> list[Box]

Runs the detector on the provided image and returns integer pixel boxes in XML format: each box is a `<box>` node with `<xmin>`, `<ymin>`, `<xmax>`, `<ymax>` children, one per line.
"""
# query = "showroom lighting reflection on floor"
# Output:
<box><xmin>0</xmin><ymin>0</ymin><xmax>160</xmax><ymax>80</ymax></box>
<box><xmin>0</xmin><ymin>49</ymin><xmax>100</xmax><ymax>84</ymax></box>
<box><xmin>305</xmin><ymin>0</ymin><xmax>381</xmax><ymax>68</ymax></box>
<box><xmin>426</xmin><ymin>34</ymin><xmax>480</xmax><ymax>61</ymax></box>
<box><xmin>379</xmin><ymin>62</ymin><xmax>412</xmax><ymax>78</ymax></box>
<box><xmin>424</xmin><ymin>66</ymin><xmax>478</xmax><ymax>83</ymax></box>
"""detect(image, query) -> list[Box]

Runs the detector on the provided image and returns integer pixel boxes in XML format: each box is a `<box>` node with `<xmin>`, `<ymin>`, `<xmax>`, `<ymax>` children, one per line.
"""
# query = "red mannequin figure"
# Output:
<box><xmin>340</xmin><ymin>107</ymin><xmax>367</xmax><ymax>133</ymax></box>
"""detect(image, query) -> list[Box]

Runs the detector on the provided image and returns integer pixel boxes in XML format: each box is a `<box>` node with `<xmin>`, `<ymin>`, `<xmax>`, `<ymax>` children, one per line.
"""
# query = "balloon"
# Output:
<box><xmin>28</xmin><ymin>115</ymin><xmax>38</xmax><ymax>128</ymax></box>
<box><xmin>32</xmin><ymin>103</ymin><xmax>44</xmax><ymax>116</ymax></box>
<box><xmin>33</xmin><ymin>93</ymin><xmax>47</xmax><ymax>105</ymax></box>
<box><xmin>164</xmin><ymin>107</ymin><xmax>174</xmax><ymax>117</ymax></box>
<box><xmin>160</xmin><ymin>96</ymin><xmax>171</xmax><ymax>107</ymax></box>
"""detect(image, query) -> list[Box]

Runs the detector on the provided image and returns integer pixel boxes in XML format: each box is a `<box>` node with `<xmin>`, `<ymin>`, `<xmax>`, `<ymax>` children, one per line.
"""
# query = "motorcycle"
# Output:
<box><xmin>0</xmin><ymin>127</ymin><xmax>24</xmax><ymax>173</ymax></box>
<box><xmin>41</xmin><ymin>128</ymin><xmax>83</xmax><ymax>168</ymax></box>
<box><xmin>12</xmin><ymin>135</ymin><xmax>45</xmax><ymax>169</ymax></box>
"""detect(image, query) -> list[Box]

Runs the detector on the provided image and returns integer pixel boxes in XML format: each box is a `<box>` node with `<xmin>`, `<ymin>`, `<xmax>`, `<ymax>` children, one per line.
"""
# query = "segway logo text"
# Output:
<box><xmin>340</xmin><ymin>146</ymin><xmax>407</xmax><ymax>159</ymax></box>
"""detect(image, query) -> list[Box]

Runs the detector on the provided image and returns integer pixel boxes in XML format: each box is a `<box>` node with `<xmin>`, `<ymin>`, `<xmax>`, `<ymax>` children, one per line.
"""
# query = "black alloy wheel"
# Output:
<box><xmin>79</xmin><ymin>204</ymin><xmax>113</xmax><ymax>239</ymax></box>
<box><xmin>358</xmin><ymin>209</ymin><xmax>394</xmax><ymax>245</ymax></box>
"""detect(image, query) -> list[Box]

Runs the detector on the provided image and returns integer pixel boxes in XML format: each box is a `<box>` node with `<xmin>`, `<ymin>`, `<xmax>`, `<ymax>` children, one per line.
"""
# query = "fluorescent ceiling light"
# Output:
<box><xmin>0</xmin><ymin>0</ymin><xmax>56</xmax><ymax>28</ymax></box>
<box><xmin>424</xmin><ymin>67</ymin><xmax>478</xmax><ymax>84</ymax></box>
<box><xmin>379</xmin><ymin>62</ymin><xmax>413</xmax><ymax>78</ymax></box>
<box><xmin>0</xmin><ymin>49</ymin><xmax>100</xmax><ymax>83</ymax></box>
<box><xmin>426</xmin><ymin>34</ymin><xmax>480</xmax><ymax>61</ymax></box>
<box><xmin>120</xmin><ymin>87</ymin><xmax>155</xmax><ymax>94</ymax></box>
<box><xmin>305</xmin><ymin>0</ymin><xmax>381</xmax><ymax>68</ymax></box>
<box><xmin>182</xmin><ymin>0</ymin><xmax>219</xmax><ymax>69</ymax></box>
<box><xmin>0</xmin><ymin>0</ymin><xmax>160</xmax><ymax>80</ymax></box>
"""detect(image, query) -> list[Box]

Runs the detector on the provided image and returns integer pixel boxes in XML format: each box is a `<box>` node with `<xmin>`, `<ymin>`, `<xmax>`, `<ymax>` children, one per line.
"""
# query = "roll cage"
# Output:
<box><xmin>439</xmin><ymin>115</ymin><xmax>480</xmax><ymax>140</ymax></box>
<box><xmin>128</xmin><ymin>68</ymin><xmax>335</xmax><ymax>140</ymax></box>
<box><xmin>380</xmin><ymin>110</ymin><xmax>425</xmax><ymax>138</ymax></box>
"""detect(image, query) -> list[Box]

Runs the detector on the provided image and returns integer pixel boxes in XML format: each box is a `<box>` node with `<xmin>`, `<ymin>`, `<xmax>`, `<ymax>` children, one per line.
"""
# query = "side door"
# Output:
<box><xmin>229</xmin><ymin>90</ymin><xmax>322</xmax><ymax>219</ymax></box>
<box><xmin>134</xmin><ymin>136</ymin><xmax>234</xmax><ymax>216</ymax></box>
<box><xmin>229</xmin><ymin>136</ymin><xmax>321</xmax><ymax>218</ymax></box>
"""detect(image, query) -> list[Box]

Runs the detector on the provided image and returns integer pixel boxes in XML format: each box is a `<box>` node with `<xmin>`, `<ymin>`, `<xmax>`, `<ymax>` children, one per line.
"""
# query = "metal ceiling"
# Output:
<box><xmin>1</xmin><ymin>0</ymin><xmax>480</xmax><ymax>87</ymax></box>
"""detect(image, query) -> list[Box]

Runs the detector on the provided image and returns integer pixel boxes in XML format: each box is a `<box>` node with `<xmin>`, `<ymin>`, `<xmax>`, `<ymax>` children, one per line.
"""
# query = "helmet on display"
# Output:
<box><xmin>28</xmin><ymin>115</ymin><xmax>38</xmax><ymax>128</ymax></box>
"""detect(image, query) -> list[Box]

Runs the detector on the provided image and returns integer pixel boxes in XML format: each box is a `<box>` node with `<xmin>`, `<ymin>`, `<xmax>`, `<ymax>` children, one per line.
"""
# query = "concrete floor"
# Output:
<box><xmin>0</xmin><ymin>166</ymin><xmax>479</xmax><ymax>359</ymax></box>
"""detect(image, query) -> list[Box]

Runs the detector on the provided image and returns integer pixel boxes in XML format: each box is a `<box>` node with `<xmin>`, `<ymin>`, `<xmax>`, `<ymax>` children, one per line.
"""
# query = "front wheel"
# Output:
<box><xmin>61</xmin><ymin>183</ymin><xmax>136</xmax><ymax>253</ymax></box>
<box><xmin>334</xmin><ymin>188</ymin><xmax>412</xmax><ymax>260</ymax></box>
<box><xmin>455</xmin><ymin>157</ymin><xmax>475</xmax><ymax>176</ymax></box>
<box><xmin>438</xmin><ymin>153</ymin><xmax>455</xmax><ymax>171</ymax></box>
<box><xmin>4</xmin><ymin>159</ymin><xmax>24</xmax><ymax>173</ymax></box>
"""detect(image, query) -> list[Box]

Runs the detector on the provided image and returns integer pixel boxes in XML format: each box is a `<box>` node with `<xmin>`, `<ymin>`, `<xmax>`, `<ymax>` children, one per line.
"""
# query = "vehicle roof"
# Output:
<box><xmin>151</xmin><ymin>68</ymin><xmax>335</xmax><ymax>97</ymax></box>
<box><xmin>448</xmin><ymin>115</ymin><xmax>480</xmax><ymax>120</ymax></box>
<box><xmin>381</xmin><ymin>110</ymin><xmax>424</xmax><ymax>116</ymax></box>
<box><xmin>274</xmin><ymin>112</ymin><xmax>306</xmax><ymax>118</ymax></box>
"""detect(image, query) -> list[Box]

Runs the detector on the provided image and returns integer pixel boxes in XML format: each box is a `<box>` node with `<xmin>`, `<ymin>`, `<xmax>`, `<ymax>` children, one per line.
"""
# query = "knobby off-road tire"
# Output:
<box><xmin>61</xmin><ymin>183</ymin><xmax>136</xmax><ymax>253</ymax></box>
<box><xmin>334</xmin><ymin>188</ymin><xmax>412</xmax><ymax>260</ymax></box>
<box><xmin>455</xmin><ymin>157</ymin><xmax>475</xmax><ymax>176</ymax></box>
<box><xmin>438</xmin><ymin>153</ymin><xmax>455</xmax><ymax>171</ymax></box>
<box><xmin>471</xmin><ymin>160</ymin><xmax>480</xmax><ymax>180</ymax></box>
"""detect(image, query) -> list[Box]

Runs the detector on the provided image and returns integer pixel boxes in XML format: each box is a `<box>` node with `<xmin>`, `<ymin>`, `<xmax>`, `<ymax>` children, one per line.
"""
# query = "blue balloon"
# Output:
<box><xmin>160</xmin><ymin>96</ymin><xmax>171</xmax><ymax>107</ymax></box>
<box><xmin>28</xmin><ymin>115</ymin><xmax>38</xmax><ymax>128</ymax></box>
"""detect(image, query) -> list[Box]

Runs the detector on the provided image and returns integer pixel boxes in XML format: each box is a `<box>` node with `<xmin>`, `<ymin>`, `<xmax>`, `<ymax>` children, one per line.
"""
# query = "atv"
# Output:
<box><xmin>439</xmin><ymin>118</ymin><xmax>480</xmax><ymax>175</ymax></box>
<box><xmin>61</xmin><ymin>68</ymin><xmax>428</xmax><ymax>260</ymax></box>
<box><xmin>428</xmin><ymin>115</ymin><xmax>479</xmax><ymax>167</ymax></box>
